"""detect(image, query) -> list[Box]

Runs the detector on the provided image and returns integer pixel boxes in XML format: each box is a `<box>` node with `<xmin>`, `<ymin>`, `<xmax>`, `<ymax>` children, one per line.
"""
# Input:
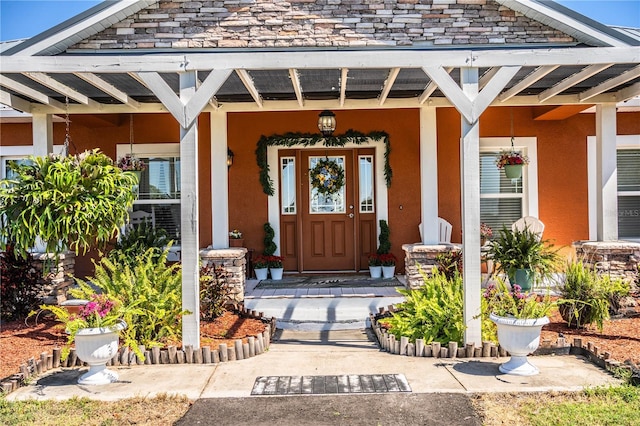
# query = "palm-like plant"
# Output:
<box><xmin>487</xmin><ymin>226</ymin><xmax>560</xmax><ymax>283</ymax></box>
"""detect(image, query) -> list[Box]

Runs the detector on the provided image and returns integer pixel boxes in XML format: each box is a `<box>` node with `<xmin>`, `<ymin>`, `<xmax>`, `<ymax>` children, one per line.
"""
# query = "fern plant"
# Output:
<box><xmin>384</xmin><ymin>268</ymin><xmax>465</xmax><ymax>344</ymax></box>
<box><xmin>0</xmin><ymin>150</ymin><xmax>137</xmax><ymax>260</ymax></box>
<box><xmin>71</xmin><ymin>247</ymin><xmax>187</xmax><ymax>354</ymax></box>
<box><xmin>108</xmin><ymin>219</ymin><xmax>170</xmax><ymax>267</ymax></box>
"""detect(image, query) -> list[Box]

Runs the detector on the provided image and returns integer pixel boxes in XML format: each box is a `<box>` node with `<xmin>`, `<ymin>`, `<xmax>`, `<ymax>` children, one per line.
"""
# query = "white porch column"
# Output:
<box><xmin>32</xmin><ymin>113</ymin><xmax>53</xmax><ymax>156</ymax></box>
<box><xmin>460</xmin><ymin>68</ymin><xmax>482</xmax><ymax>346</ymax></box>
<box><xmin>179</xmin><ymin>71</ymin><xmax>200</xmax><ymax>348</ymax></box>
<box><xmin>210</xmin><ymin>111</ymin><xmax>230</xmax><ymax>248</ymax></box>
<box><xmin>419</xmin><ymin>107</ymin><xmax>439</xmax><ymax>244</ymax></box>
<box><xmin>595</xmin><ymin>103</ymin><xmax>618</xmax><ymax>241</ymax></box>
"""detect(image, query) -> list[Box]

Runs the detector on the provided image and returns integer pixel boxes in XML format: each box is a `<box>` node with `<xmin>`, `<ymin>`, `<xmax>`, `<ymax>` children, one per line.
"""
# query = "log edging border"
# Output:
<box><xmin>0</xmin><ymin>306</ymin><xmax>276</xmax><ymax>395</ymax></box>
<box><xmin>370</xmin><ymin>307</ymin><xmax>635</xmax><ymax>378</ymax></box>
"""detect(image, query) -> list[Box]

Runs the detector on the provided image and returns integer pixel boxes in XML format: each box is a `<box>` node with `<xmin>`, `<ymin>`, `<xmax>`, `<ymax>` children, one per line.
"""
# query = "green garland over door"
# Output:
<box><xmin>255</xmin><ymin>129</ymin><xmax>392</xmax><ymax>196</ymax></box>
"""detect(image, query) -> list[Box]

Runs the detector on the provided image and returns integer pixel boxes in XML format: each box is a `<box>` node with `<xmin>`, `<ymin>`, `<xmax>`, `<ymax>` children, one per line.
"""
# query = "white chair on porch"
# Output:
<box><xmin>418</xmin><ymin>217</ymin><xmax>453</xmax><ymax>244</ymax></box>
<box><xmin>512</xmin><ymin>216</ymin><xmax>545</xmax><ymax>241</ymax></box>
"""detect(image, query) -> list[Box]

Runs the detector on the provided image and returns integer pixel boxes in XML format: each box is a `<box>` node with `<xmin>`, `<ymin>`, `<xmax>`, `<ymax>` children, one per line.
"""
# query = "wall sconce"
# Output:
<box><xmin>317</xmin><ymin>110</ymin><xmax>336</xmax><ymax>137</ymax></box>
<box><xmin>227</xmin><ymin>148</ymin><xmax>234</xmax><ymax>169</ymax></box>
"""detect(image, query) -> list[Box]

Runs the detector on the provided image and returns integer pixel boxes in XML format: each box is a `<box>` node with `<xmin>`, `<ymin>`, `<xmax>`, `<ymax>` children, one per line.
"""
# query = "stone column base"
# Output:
<box><xmin>200</xmin><ymin>248</ymin><xmax>247</xmax><ymax>302</ymax></box>
<box><xmin>402</xmin><ymin>243</ymin><xmax>461</xmax><ymax>289</ymax></box>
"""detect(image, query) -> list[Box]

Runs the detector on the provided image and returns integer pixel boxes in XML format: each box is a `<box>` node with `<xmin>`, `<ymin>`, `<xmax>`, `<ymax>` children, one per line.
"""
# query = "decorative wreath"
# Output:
<box><xmin>310</xmin><ymin>158</ymin><xmax>345</xmax><ymax>196</ymax></box>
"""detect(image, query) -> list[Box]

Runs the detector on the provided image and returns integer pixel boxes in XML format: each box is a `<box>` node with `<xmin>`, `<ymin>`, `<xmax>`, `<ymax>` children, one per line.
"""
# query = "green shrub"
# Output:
<box><xmin>263</xmin><ymin>222</ymin><xmax>276</xmax><ymax>256</ymax></box>
<box><xmin>435</xmin><ymin>250</ymin><xmax>462</xmax><ymax>280</ymax></box>
<box><xmin>377</xmin><ymin>219</ymin><xmax>391</xmax><ymax>255</ymax></box>
<box><xmin>71</xmin><ymin>247</ymin><xmax>187</xmax><ymax>351</ymax></box>
<box><xmin>384</xmin><ymin>268</ymin><xmax>464</xmax><ymax>344</ymax></box>
<box><xmin>108</xmin><ymin>219</ymin><xmax>170</xmax><ymax>267</ymax></box>
<box><xmin>0</xmin><ymin>246</ymin><xmax>46</xmax><ymax>320</ymax></box>
<box><xmin>200</xmin><ymin>264</ymin><xmax>233</xmax><ymax>321</ymax></box>
<box><xmin>558</xmin><ymin>260</ymin><xmax>629</xmax><ymax>331</ymax></box>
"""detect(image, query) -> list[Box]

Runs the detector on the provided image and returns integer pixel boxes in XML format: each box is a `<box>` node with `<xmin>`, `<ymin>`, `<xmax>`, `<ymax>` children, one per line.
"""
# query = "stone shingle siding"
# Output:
<box><xmin>71</xmin><ymin>0</ymin><xmax>575</xmax><ymax>50</ymax></box>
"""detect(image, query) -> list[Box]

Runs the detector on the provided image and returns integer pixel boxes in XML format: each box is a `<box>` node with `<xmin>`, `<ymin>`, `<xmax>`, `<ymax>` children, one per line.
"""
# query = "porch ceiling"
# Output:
<box><xmin>0</xmin><ymin>47</ymin><xmax>638</xmax><ymax>115</ymax></box>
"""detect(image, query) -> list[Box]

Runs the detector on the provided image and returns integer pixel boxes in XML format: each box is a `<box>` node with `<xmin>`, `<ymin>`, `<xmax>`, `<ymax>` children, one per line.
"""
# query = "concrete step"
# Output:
<box><xmin>244</xmin><ymin>293</ymin><xmax>405</xmax><ymax>331</ymax></box>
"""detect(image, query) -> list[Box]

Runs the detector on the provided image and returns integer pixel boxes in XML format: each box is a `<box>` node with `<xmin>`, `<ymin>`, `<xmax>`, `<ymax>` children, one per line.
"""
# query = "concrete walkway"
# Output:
<box><xmin>6</xmin><ymin>329</ymin><xmax>621</xmax><ymax>402</ymax></box>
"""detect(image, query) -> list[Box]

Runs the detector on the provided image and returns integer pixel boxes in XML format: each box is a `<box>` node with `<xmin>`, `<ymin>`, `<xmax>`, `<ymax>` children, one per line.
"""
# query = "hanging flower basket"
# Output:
<box><xmin>310</xmin><ymin>158</ymin><xmax>345</xmax><ymax>196</ymax></box>
<box><xmin>504</xmin><ymin>164</ymin><xmax>523</xmax><ymax>179</ymax></box>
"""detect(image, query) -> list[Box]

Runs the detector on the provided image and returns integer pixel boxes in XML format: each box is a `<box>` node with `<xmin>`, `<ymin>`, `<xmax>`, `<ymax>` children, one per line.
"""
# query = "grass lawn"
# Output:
<box><xmin>0</xmin><ymin>394</ymin><xmax>191</xmax><ymax>426</ymax></box>
<box><xmin>475</xmin><ymin>385</ymin><xmax>640</xmax><ymax>426</ymax></box>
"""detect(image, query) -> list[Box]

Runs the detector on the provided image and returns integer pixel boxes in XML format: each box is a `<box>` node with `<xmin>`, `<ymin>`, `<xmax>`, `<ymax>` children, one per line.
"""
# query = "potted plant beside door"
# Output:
<box><xmin>368</xmin><ymin>254</ymin><xmax>382</xmax><ymax>278</ymax></box>
<box><xmin>268</xmin><ymin>255</ymin><xmax>285</xmax><ymax>280</ymax></box>
<box><xmin>379</xmin><ymin>253</ymin><xmax>397</xmax><ymax>279</ymax></box>
<box><xmin>253</xmin><ymin>256</ymin><xmax>269</xmax><ymax>281</ymax></box>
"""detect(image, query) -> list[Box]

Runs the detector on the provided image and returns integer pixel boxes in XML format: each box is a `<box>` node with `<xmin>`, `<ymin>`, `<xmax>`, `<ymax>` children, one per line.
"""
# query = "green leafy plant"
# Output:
<box><xmin>377</xmin><ymin>219</ymin><xmax>391</xmax><ymax>255</ymax></box>
<box><xmin>435</xmin><ymin>250</ymin><xmax>463</xmax><ymax>280</ymax></box>
<box><xmin>368</xmin><ymin>254</ymin><xmax>381</xmax><ymax>266</ymax></box>
<box><xmin>253</xmin><ymin>255</ymin><xmax>269</xmax><ymax>269</ymax></box>
<box><xmin>263</xmin><ymin>222</ymin><xmax>277</xmax><ymax>256</ymax></box>
<box><xmin>72</xmin><ymin>247</ymin><xmax>188</xmax><ymax>353</ymax></box>
<box><xmin>557</xmin><ymin>260</ymin><xmax>629</xmax><ymax>331</ymax></box>
<box><xmin>200</xmin><ymin>264</ymin><xmax>233</xmax><ymax>321</ymax></box>
<box><xmin>487</xmin><ymin>226</ymin><xmax>560</xmax><ymax>282</ymax></box>
<box><xmin>0</xmin><ymin>150</ymin><xmax>137</xmax><ymax>260</ymax></box>
<box><xmin>1</xmin><ymin>245</ymin><xmax>46</xmax><ymax>320</ymax></box>
<box><xmin>108</xmin><ymin>219</ymin><xmax>170</xmax><ymax>268</ymax></box>
<box><xmin>383</xmin><ymin>268</ymin><xmax>465</xmax><ymax>344</ymax></box>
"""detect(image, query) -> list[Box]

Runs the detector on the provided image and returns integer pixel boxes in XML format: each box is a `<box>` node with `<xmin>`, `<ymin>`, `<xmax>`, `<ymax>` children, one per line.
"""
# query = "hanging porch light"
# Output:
<box><xmin>317</xmin><ymin>110</ymin><xmax>336</xmax><ymax>137</ymax></box>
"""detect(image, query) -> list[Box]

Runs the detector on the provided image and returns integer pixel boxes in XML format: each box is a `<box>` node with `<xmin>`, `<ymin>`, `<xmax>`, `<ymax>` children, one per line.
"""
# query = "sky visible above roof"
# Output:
<box><xmin>0</xmin><ymin>0</ymin><xmax>638</xmax><ymax>43</ymax></box>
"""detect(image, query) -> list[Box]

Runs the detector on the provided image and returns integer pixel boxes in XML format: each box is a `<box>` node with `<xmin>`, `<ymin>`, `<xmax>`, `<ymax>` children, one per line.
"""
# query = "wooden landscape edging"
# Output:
<box><xmin>370</xmin><ymin>307</ymin><xmax>636</xmax><ymax>378</ymax></box>
<box><xmin>0</xmin><ymin>307</ymin><xmax>276</xmax><ymax>395</ymax></box>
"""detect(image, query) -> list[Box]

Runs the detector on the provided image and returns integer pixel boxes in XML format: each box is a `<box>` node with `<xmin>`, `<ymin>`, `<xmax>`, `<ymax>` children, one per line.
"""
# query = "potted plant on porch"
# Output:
<box><xmin>483</xmin><ymin>280</ymin><xmax>555</xmax><ymax>376</ymax></box>
<box><xmin>253</xmin><ymin>255</ymin><xmax>269</xmax><ymax>280</ymax></box>
<box><xmin>495</xmin><ymin>138</ymin><xmax>529</xmax><ymax>179</ymax></box>
<box><xmin>228</xmin><ymin>229</ymin><xmax>244</xmax><ymax>247</ymax></box>
<box><xmin>379</xmin><ymin>253</ymin><xmax>397</xmax><ymax>279</ymax></box>
<box><xmin>486</xmin><ymin>226</ymin><xmax>560</xmax><ymax>291</ymax></box>
<box><xmin>368</xmin><ymin>254</ymin><xmax>382</xmax><ymax>278</ymax></box>
<box><xmin>268</xmin><ymin>255</ymin><xmax>285</xmax><ymax>280</ymax></box>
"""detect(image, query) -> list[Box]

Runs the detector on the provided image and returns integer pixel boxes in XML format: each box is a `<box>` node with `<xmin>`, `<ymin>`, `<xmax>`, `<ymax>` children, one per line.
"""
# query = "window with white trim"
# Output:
<box><xmin>479</xmin><ymin>138</ymin><xmax>538</xmax><ymax>236</ymax></box>
<box><xmin>617</xmin><ymin>148</ymin><xmax>640</xmax><ymax>239</ymax></box>
<box><xmin>281</xmin><ymin>157</ymin><xmax>296</xmax><ymax>214</ymax></box>
<box><xmin>117</xmin><ymin>144</ymin><xmax>181</xmax><ymax>241</ymax></box>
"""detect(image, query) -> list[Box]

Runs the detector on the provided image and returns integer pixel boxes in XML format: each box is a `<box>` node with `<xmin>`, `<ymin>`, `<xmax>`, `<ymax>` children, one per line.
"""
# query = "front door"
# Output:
<box><xmin>301</xmin><ymin>150</ymin><xmax>355</xmax><ymax>271</ymax></box>
<box><xmin>279</xmin><ymin>148</ymin><xmax>377</xmax><ymax>272</ymax></box>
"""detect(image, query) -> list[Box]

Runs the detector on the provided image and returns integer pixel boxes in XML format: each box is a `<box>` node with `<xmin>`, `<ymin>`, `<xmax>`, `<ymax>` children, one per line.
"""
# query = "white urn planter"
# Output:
<box><xmin>269</xmin><ymin>267</ymin><xmax>284</xmax><ymax>280</ymax></box>
<box><xmin>74</xmin><ymin>321</ymin><xmax>127</xmax><ymax>385</ymax></box>
<box><xmin>369</xmin><ymin>266</ymin><xmax>382</xmax><ymax>278</ymax></box>
<box><xmin>382</xmin><ymin>265</ymin><xmax>396</xmax><ymax>279</ymax></box>
<box><xmin>490</xmin><ymin>313</ymin><xmax>549</xmax><ymax>376</ymax></box>
<box><xmin>254</xmin><ymin>268</ymin><xmax>268</xmax><ymax>280</ymax></box>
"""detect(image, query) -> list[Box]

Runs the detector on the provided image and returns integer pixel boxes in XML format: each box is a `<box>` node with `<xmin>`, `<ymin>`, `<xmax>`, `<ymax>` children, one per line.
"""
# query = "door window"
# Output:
<box><xmin>309</xmin><ymin>156</ymin><xmax>345</xmax><ymax>214</ymax></box>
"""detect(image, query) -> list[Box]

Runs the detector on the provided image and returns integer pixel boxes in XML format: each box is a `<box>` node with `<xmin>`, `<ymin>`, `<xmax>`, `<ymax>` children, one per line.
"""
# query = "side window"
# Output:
<box><xmin>617</xmin><ymin>148</ymin><xmax>640</xmax><ymax>239</ymax></box>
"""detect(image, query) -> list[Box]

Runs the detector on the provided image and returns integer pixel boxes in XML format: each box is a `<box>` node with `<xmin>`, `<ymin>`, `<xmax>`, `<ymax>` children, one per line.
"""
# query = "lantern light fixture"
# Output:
<box><xmin>227</xmin><ymin>148</ymin><xmax>234</xmax><ymax>168</ymax></box>
<box><xmin>317</xmin><ymin>110</ymin><xmax>336</xmax><ymax>137</ymax></box>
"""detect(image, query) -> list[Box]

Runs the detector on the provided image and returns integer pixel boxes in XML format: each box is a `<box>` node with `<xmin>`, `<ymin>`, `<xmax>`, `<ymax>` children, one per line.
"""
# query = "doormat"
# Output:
<box><xmin>255</xmin><ymin>275</ymin><xmax>399</xmax><ymax>289</ymax></box>
<box><xmin>251</xmin><ymin>374</ymin><xmax>411</xmax><ymax>395</ymax></box>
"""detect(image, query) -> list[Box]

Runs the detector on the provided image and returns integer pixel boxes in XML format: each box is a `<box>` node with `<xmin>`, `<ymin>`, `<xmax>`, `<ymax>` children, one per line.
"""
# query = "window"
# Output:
<box><xmin>617</xmin><ymin>149</ymin><xmax>640</xmax><ymax>239</ymax></box>
<box><xmin>359</xmin><ymin>155</ymin><xmax>375</xmax><ymax>213</ymax></box>
<box><xmin>309</xmin><ymin>155</ymin><xmax>345</xmax><ymax>214</ymax></box>
<box><xmin>480</xmin><ymin>138</ymin><xmax>537</xmax><ymax>235</ymax></box>
<box><xmin>281</xmin><ymin>157</ymin><xmax>296</xmax><ymax>214</ymax></box>
<box><xmin>117</xmin><ymin>144</ymin><xmax>181</xmax><ymax>241</ymax></box>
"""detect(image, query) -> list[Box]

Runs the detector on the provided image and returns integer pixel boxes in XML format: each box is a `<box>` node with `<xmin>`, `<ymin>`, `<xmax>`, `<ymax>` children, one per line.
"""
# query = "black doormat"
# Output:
<box><xmin>251</xmin><ymin>374</ymin><xmax>411</xmax><ymax>395</ymax></box>
<box><xmin>254</xmin><ymin>275</ymin><xmax>399</xmax><ymax>289</ymax></box>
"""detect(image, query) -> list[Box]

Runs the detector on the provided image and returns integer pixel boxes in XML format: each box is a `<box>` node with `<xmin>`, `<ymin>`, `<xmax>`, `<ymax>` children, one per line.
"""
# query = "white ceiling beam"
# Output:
<box><xmin>498</xmin><ymin>65</ymin><xmax>559</xmax><ymax>102</ymax></box>
<box><xmin>340</xmin><ymin>68</ymin><xmax>348</xmax><ymax>107</ymax></box>
<box><xmin>479</xmin><ymin>67</ymin><xmax>499</xmax><ymax>90</ymax></box>
<box><xmin>615</xmin><ymin>81</ymin><xmax>640</xmax><ymax>102</ymax></box>
<box><xmin>289</xmin><ymin>69</ymin><xmax>304</xmax><ymax>108</ymax></box>
<box><xmin>538</xmin><ymin>64</ymin><xmax>613</xmax><ymax>102</ymax></box>
<box><xmin>2</xmin><ymin>47</ymin><xmax>637</xmax><ymax>73</ymax></box>
<box><xmin>473</xmin><ymin>66</ymin><xmax>521</xmax><ymax>119</ymax></box>
<box><xmin>73</xmin><ymin>72</ymin><xmax>140</xmax><ymax>109</ymax></box>
<box><xmin>379</xmin><ymin>67</ymin><xmax>400</xmax><ymax>106</ymax></box>
<box><xmin>423</xmin><ymin>66</ymin><xmax>474</xmax><ymax>122</ymax></box>
<box><xmin>0</xmin><ymin>89</ymin><xmax>32</xmax><ymax>113</ymax></box>
<box><xmin>24</xmin><ymin>72</ymin><xmax>99</xmax><ymax>107</ymax></box>
<box><xmin>579</xmin><ymin>65</ymin><xmax>640</xmax><ymax>102</ymax></box>
<box><xmin>235</xmin><ymin>69</ymin><xmax>263</xmax><ymax>108</ymax></box>
<box><xmin>135</xmin><ymin>72</ymin><xmax>185</xmax><ymax>125</ymax></box>
<box><xmin>419</xmin><ymin>67</ymin><xmax>453</xmax><ymax>105</ymax></box>
<box><xmin>185</xmin><ymin>69</ymin><xmax>232</xmax><ymax>122</ymax></box>
<box><xmin>0</xmin><ymin>75</ymin><xmax>64</xmax><ymax>110</ymax></box>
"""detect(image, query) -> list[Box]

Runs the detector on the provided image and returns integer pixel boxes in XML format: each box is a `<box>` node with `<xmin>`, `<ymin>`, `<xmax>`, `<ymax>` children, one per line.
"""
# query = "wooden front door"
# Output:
<box><xmin>301</xmin><ymin>150</ymin><xmax>355</xmax><ymax>271</ymax></box>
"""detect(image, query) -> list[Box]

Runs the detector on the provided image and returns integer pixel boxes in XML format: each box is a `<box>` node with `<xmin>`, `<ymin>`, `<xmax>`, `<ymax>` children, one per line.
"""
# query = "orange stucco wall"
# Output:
<box><xmin>2</xmin><ymin>108</ymin><xmax>640</xmax><ymax>275</ymax></box>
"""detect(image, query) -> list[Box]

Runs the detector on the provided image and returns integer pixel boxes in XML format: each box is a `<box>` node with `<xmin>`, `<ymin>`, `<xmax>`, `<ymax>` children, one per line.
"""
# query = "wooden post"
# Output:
<box><xmin>52</xmin><ymin>348</ymin><xmax>61</xmax><ymax>368</ymax></box>
<box><xmin>203</xmin><ymin>346</ymin><xmax>212</xmax><ymax>364</ymax></box>
<box><xmin>448</xmin><ymin>342</ymin><xmax>458</xmax><ymax>358</ymax></box>
<box><xmin>431</xmin><ymin>342</ymin><xmax>441</xmax><ymax>358</ymax></box>
<box><xmin>416</xmin><ymin>339</ymin><xmax>425</xmax><ymax>357</ymax></box>
<box><xmin>400</xmin><ymin>336</ymin><xmax>409</xmax><ymax>355</ymax></box>
<box><xmin>219</xmin><ymin>344</ymin><xmax>228</xmax><ymax>362</ymax></box>
<box><xmin>235</xmin><ymin>340</ymin><xmax>244</xmax><ymax>360</ymax></box>
<box><xmin>248</xmin><ymin>336</ymin><xmax>256</xmax><ymax>357</ymax></box>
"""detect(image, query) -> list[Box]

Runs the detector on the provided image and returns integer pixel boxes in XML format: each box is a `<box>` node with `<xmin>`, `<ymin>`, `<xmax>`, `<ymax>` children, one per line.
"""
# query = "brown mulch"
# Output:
<box><xmin>0</xmin><ymin>310</ymin><xmax>266</xmax><ymax>380</ymax></box>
